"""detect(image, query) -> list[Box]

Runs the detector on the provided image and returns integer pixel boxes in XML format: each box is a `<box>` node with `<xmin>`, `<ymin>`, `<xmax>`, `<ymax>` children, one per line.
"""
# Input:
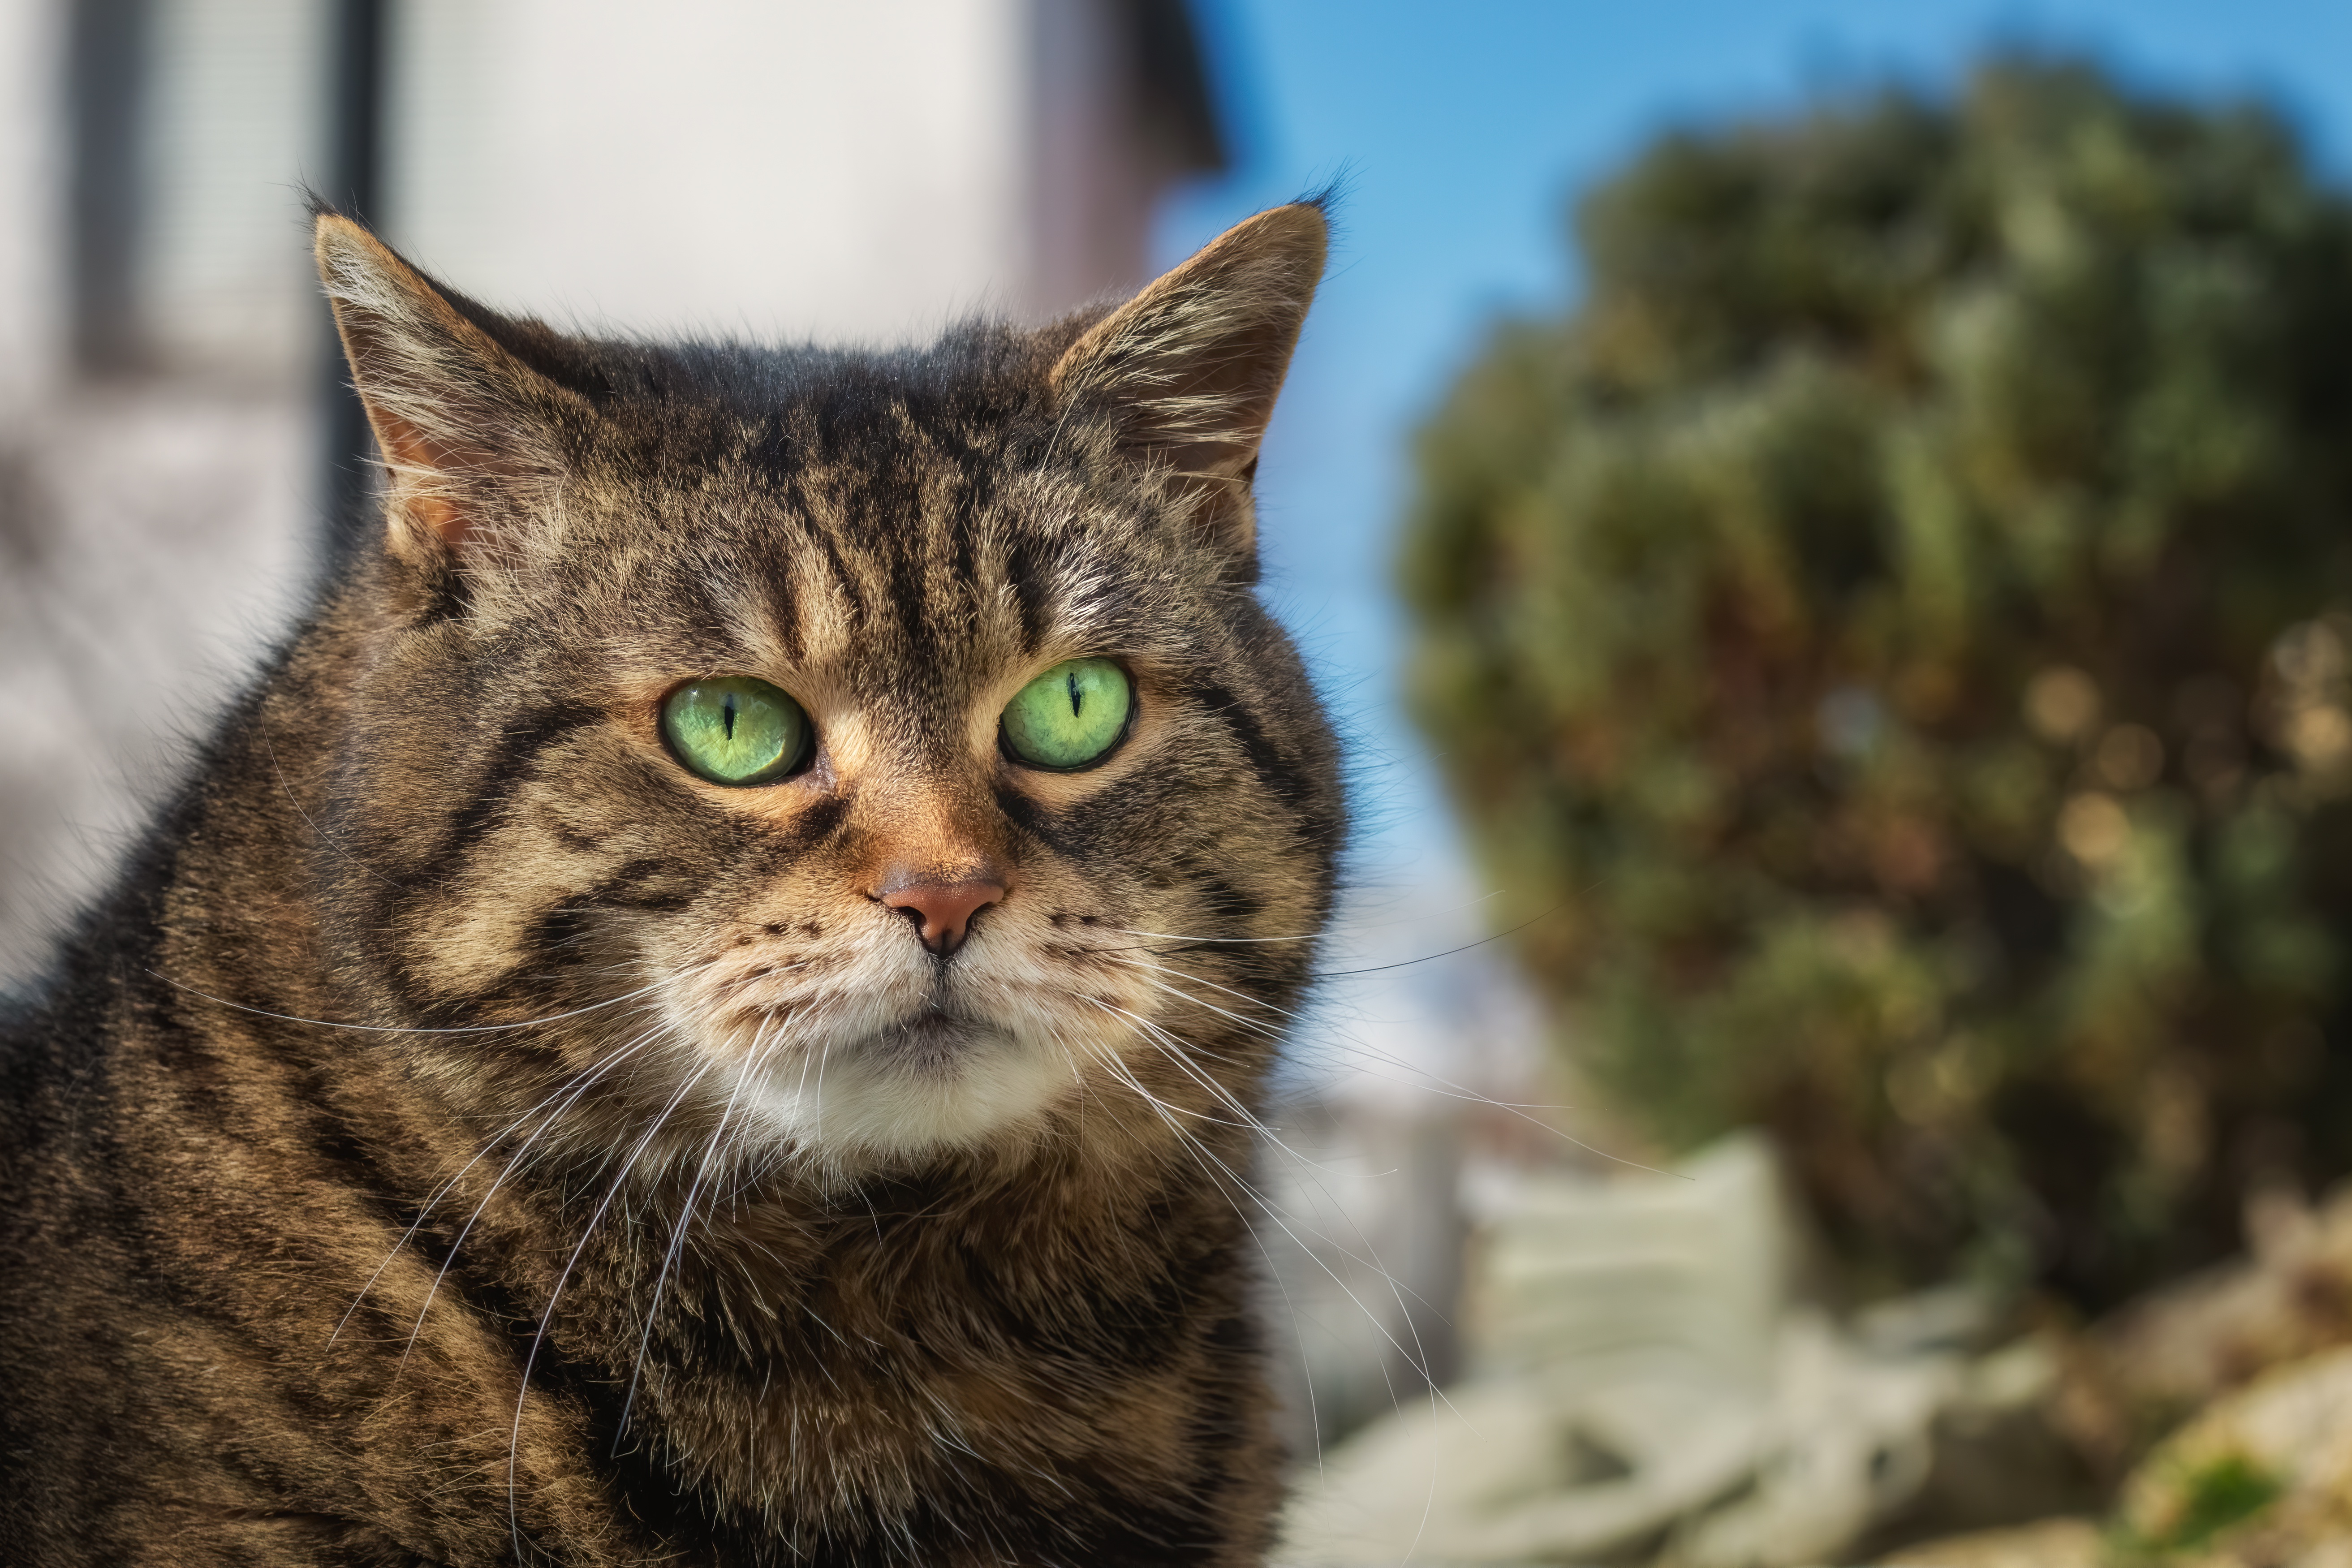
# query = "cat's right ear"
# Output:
<box><xmin>314</xmin><ymin>210</ymin><xmax>584</xmax><ymax>565</ymax></box>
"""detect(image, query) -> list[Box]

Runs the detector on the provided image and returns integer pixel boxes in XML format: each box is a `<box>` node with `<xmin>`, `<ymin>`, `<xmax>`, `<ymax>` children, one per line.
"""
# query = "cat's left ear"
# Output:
<box><xmin>1049</xmin><ymin>200</ymin><xmax>1327</xmax><ymax>566</ymax></box>
<box><xmin>314</xmin><ymin>209</ymin><xmax>588</xmax><ymax>566</ymax></box>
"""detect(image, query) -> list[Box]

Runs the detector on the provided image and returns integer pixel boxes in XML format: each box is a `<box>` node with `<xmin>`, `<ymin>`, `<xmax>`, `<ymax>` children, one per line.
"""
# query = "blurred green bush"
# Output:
<box><xmin>1402</xmin><ymin>60</ymin><xmax>2352</xmax><ymax>1309</ymax></box>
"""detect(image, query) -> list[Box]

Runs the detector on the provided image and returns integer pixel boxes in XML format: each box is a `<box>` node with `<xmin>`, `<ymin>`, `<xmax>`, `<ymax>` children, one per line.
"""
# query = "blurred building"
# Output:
<box><xmin>0</xmin><ymin>0</ymin><xmax>1223</xmax><ymax>978</ymax></box>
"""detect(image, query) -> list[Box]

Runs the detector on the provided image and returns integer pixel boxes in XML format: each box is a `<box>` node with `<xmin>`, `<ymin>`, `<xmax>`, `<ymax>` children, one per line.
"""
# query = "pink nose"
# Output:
<box><xmin>877</xmin><ymin>877</ymin><xmax>1006</xmax><ymax>958</ymax></box>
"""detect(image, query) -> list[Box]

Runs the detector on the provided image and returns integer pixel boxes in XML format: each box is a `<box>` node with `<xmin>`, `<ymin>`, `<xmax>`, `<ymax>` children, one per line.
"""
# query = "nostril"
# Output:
<box><xmin>875</xmin><ymin>877</ymin><xmax>1008</xmax><ymax>959</ymax></box>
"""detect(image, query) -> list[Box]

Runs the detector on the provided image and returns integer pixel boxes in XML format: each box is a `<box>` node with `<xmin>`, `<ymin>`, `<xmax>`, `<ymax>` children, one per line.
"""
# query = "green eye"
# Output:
<box><xmin>661</xmin><ymin>676</ymin><xmax>811</xmax><ymax>785</ymax></box>
<box><xmin>1001</xmin><ymin>658</ymin><xmax>1133</xmax><ymax>770</ymax></box>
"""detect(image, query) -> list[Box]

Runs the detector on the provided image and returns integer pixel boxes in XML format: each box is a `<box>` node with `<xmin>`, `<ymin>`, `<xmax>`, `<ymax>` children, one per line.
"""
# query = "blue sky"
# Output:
<box><xmin>1151</xmin><ymin>0</ymin><xmax>2352</xmax><ymax>894</ymax></box>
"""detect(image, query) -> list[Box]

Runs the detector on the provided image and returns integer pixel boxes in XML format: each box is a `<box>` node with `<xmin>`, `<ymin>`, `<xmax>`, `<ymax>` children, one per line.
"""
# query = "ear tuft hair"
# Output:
<box><xmin>314</xmin><ymin>209</ymin><xmax>585</xmax><ymax>563</ymax></box>
<box><xmin>1049</xmin><ymin>201</ymin><xmax>1327</xmax><ymax>565</ymax></box>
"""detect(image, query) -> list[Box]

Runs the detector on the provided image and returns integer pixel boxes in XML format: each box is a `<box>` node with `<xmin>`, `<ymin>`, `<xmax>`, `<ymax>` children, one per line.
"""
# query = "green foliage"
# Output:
<box><xmin>2149</xmin><ymin>1453</ymin><xmax>2282</xmax><ymax>1551</ymax></box>
<box><xmin>1402</xmin><ymin>60</ymin><xmax>2352</xmax><ymax>1306</ymax></box>
<box><xmin>2114</xmin><ymin>1452</ymin><xmax>2283</xmax><ymax>1562</ymax></box>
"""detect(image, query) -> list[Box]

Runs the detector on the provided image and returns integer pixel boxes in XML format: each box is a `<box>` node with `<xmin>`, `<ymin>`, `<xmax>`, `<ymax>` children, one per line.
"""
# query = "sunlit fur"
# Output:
<box><xmin>0</xmin><ymin>205</ymin><xmax>1341</xmax><ymax>1566</ymax></box>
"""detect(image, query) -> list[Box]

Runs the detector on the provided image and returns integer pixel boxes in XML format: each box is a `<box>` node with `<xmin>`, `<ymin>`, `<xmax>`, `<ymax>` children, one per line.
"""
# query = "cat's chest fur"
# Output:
<box><xmin>323</xmin><ymin>1055</ymin><xmax>1273</xmax><ymax>1564</ymax></box>
<box><xmin>7</xmin><ymin>994</ymin><xmax>1273</xmax><ymax>1566</ymax></box>
<box><xmin>0</xmin><ymin>201</ymin><xmax>1336</xmax><ymax>1567</ymax></box>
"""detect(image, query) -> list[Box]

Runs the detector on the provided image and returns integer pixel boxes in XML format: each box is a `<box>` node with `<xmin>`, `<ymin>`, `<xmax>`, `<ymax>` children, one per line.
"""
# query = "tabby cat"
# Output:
<box><xmin>0</xmin><ymin>199</ymin><xmax>1339</xmax><ymax>1566</ymax></box>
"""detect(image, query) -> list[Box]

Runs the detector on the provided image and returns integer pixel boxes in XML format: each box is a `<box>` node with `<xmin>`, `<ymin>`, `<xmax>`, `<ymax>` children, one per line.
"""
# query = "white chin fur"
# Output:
<box><xmin>741</xmin><ymin>1023</ymin><xmax>1072</xmax><ymax>1167</ymax></box>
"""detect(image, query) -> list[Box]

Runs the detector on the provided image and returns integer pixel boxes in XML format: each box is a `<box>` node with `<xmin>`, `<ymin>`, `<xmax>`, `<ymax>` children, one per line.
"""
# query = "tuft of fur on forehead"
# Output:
<box><xmin>318</xmin><ymin>198</ymin><xmax>1325</xmax><ymax>578</ymax></box>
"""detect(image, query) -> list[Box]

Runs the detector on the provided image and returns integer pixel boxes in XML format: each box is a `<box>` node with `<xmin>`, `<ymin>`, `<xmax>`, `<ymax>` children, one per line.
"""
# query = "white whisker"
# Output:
<box><xmin>507</xmin><ymin>1057</ymin><xmax>715</xmax><ymax>1561</ymax></box>
<box><xmin>615</xmin><ymin>1023</ymin><xmax>776</xmax><ymax>1442</ymax></box>
<box><xmin>1107</xmin><ymin>952</ymin><xmax>1674</xmax><ymax>1177</ymax></box>
<box><xmin>149</xmin><ymin>963</ymin><xmax>709</xmax><ymax>1037</ymax></box>
<box><xmin>1067</xmin><ymin>1023</ymin><xmax>1460</xmax><ymax>1421</ymax></box>
<box><xmin>393</xmin><ymin>1021</ymin><xmax>672</xmax><ymax>1369</ymax></box>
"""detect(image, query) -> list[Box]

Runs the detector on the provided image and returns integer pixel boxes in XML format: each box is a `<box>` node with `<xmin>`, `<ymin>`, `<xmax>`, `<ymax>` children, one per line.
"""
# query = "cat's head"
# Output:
<box><xmin>306</xmin><ymin>204</ymin><xmax>1342</xmax><ymax>1178</ymax></box>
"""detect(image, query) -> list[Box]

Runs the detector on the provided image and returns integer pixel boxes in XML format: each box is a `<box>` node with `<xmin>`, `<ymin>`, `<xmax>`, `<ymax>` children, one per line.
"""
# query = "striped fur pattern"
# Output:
<box><xmin>0</xmin><ymin>203</ymin><xmax>1339</xmax><ymax>1566</ymax></box>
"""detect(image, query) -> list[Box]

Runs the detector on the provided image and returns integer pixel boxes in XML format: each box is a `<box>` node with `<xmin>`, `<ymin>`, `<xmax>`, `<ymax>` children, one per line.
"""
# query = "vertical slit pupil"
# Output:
<box><xmin>722</xmin><ymin>693</ymin><xmax>738</xmax><ymax>741</ymax></box>
<box><xmin>1067</xmin><ymin>672</ymin><xmax>1083</xmax><ymax>718</ymax></box>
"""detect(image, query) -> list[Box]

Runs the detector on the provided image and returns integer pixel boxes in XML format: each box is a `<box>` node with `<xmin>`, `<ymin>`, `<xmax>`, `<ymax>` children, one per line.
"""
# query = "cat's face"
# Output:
<box><xmin>313</xmin><ymin>208</ymin><xmax>1340</xmax><ymax>1176</ymax></box>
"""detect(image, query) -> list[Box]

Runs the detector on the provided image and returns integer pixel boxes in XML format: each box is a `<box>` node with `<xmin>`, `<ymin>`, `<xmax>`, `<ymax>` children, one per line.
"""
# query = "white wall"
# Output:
<box><xmin>387</xmin><ymin>0</ymin><xmax>1036</xmax><ymax>344</ymax></box>
<box><xmin>141</xmin><ymin>0</ymin><xmax>326</xmax><ymax>377</ymax></box>
<box><xmin>0</xmin><ymin>0</ymin><xmax>60</xmax><ymax>408</ymax></box>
